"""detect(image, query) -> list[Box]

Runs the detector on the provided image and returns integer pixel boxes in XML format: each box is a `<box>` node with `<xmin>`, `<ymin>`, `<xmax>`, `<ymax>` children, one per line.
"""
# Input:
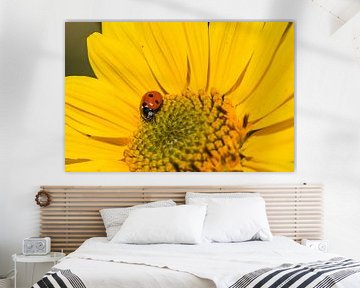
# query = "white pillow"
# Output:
<box><xmin>100</xmin><ymin>200</ymin><xmax>176</xmax><ymax>240</ymax></box>
<box><xmin>186</xmin><ymin>192</ymin><xmax>259</xmax><ymax>204</ymax></box>
<box><xmin>111</xmin><ymin>205</ymin><xmax>207</xmax><ymax>244</ymax></box>
<box><xmin>202</xmin><ymin>197</ymin><xmax>272</xmax><ymax>243</ymax></box>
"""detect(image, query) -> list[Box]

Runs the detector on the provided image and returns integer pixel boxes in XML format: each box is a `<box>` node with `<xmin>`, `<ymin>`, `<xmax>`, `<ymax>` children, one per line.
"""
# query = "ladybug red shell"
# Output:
<box><xmin>140</xmin><ymin>91</ymin><xmax>163</xmax><ymax>121</ymax></box>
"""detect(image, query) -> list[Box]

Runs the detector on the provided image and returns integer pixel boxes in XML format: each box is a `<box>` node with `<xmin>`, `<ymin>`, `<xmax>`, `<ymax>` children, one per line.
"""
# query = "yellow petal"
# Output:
<box><xmin>183</xmin><ymin>22</ymin><xmax>209</xmax><ymax>91</ymax></box>
<box><xmin>208</xmin><ymin>22</ymin><xmax>264</xmax><ymax>94</ymax></box>
<box><xmin>65</xmin><ymin>125</ymin><xmax>130</xmax><ymax>172</ymax></box>
<box><xmin>231</xmin><ymin>23</ymin><xmax>294</xmax><ymax>121</ymax></box>
<box><xmin>65</xmin><ymin>76</ymin><xmax>139</xmax><ymax>138</ymax></box>
<box><xmin>241</xmin><ymin>166</ymin><xmax>257</xmax><ymax>172</ymax></box>
<box><xmin>66</xmin><ymin>160</ymin><xmax>130</xmax><ymax>172</ymax></box>
<box><xmin>139</xmin><ymin>22</ymin><xmax>188</xmax><ymax>94</ymax></box>
<box><xmin>87</xmin><ymin>32</ymin><xmax>161</xmax><ymax>96</ymax></box>
<box><xmin>248</xmin><ymin>96</ymin><xmax>294</xmax><ymax>131</ymax></box>
<box><xmin>241</xmin><ymin>125</ymin><xmax>294</xmax><ymax>172</ymax></box>
<box><xmin>65</xmin><ymin>124</ymin><xmax>127</xmax><ymax>160</ymax></box>
<box><xmin>234</xmin><ymin>23</ymin><xmax>294</xmax><ymax>128</ymax></box>
<box><xmin>102</xmin><ymin>22</ymin><xmax>188</xmax><ymax>94</ymax></box>
<box><xmin>102</xmin><ymin>22</ymin><xmax>141</xmax><ymax>48</ymax></box>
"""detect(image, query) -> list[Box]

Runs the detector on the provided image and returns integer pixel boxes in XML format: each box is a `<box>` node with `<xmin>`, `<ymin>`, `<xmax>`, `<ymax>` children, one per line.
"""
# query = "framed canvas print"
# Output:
<box><xmin>65</xmin><ymin>22</ymin><xmax>294</xmax><ymax>172</ymax></box>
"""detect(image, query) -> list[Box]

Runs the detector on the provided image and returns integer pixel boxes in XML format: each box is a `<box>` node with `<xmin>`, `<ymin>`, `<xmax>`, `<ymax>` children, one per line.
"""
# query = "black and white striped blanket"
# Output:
<box><xmin>32</xmin><ymin>268</ymin><xmax>86</xmax><ymax>288</ymax></box>
<box><xmin>229</xmin><ymin>257</ymin><xmax>360</xmax><ymax>288</ymax></box>
<box><xmin>32</xmin><ymin>258</ymin><xmax>360</xmax><ymax>288</ymax></box>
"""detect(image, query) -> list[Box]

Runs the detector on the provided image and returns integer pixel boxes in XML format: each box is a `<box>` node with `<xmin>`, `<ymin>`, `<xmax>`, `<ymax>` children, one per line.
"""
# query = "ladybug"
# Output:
<box><xmin>140</xmin><ymin>91</ymin><xmax>163</xmax><ymax>121</ymax></box>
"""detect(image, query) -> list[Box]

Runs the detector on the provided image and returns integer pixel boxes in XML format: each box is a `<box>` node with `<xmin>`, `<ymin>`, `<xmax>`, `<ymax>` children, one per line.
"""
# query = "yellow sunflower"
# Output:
<box><xmin>65</xmin><ymin>22</ymin><xmax>294</xmax><ymax>172</ymax></box>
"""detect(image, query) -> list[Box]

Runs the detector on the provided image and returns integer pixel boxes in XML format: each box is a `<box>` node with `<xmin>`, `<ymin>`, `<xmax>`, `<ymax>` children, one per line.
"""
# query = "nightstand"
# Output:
<box><xmin>12</xmin><ymin>252</ymin><xmax>65</xmax><ymax>288</ymax></box>
<box><xmin>301</xmin><ymin>239</ymin><xmax>328</xmax><ymax>252</ymax></box>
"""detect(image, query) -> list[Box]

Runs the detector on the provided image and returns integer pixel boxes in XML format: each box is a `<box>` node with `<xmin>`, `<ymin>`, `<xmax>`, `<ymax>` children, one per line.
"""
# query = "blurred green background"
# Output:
<box><xmin>65</xmin><ymin>22</ymin><xmax>101</xmax><ymax>77</ymax></box>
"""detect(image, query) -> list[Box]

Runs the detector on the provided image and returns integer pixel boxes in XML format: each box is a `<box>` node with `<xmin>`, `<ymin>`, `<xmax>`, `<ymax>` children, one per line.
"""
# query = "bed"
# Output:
<box><xmin>33</xmin><ymin>185</ymin><xmax>360</xmax><ymax>288</ymax></box>
<box><xmin>33</xmin><ymin>236</ymin><xmax>360</xmax><ymax>288</ymax></box>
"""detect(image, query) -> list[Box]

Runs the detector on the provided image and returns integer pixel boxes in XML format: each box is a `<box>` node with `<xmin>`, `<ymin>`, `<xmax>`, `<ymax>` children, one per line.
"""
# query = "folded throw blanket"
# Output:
<box><xmin>229</xmin><ymin>258</ymin><xmax>360</xmax><ymax>288</ymax></box>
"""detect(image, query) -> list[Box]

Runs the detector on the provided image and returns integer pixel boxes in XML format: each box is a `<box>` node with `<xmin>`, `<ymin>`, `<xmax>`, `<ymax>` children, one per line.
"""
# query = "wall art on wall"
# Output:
<box><xmin>65</xmin><ymin>22</ymin><xmax>294</xmax><ymax>172</ymax></box>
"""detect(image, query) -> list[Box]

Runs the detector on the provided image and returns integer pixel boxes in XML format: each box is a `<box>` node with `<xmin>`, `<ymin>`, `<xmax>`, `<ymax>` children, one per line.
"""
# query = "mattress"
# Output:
<box><xmin>35</xmin><ymin>236</ymin><xmax>360</xmax><ymax>288</ymax></box>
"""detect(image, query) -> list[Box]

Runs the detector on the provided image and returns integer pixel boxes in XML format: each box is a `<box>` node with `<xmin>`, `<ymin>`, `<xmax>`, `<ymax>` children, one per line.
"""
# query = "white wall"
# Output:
<box><xmin>1</xmin><ymin>0</ymin><xmax>360</xmax><ymax>285</ymax></box>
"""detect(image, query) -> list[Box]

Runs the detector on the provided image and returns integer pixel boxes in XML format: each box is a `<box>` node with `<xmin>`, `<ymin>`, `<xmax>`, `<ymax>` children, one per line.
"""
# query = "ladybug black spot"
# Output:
<box><xmin>155</xmin><ymin>100</ymin><xmax>159</xmax><ymax>104</ymax></box>
<box><xmin>148</xmin><ymin>93</ymin><xmax>154</xmax><ymax>97</ymax></box>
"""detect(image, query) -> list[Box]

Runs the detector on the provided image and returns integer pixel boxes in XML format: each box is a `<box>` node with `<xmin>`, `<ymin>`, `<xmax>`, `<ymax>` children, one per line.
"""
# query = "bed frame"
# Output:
<box><xmin>39</xmin><ymin>184</ymin><xmax>323</xmax><ymax>253</ymax></box>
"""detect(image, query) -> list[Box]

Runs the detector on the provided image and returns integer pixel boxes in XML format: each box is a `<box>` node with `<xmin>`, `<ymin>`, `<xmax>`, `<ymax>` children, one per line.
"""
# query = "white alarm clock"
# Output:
<box><xmin>301</xmin><ymin>239</ymin><xmax>328</xmax><ymax>252</ymax></box>
<box><xmin>23</xmin><ymin>237</ymin><xmax>51</xmax><ymax>255</ymax></box>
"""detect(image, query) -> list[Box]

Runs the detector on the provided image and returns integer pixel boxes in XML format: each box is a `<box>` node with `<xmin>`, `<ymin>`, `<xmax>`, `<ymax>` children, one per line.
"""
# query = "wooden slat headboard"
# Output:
<box><xmin>39</xmin><ymin>184</ymin><xmax>323</xmax><ymax>253</ymax></box>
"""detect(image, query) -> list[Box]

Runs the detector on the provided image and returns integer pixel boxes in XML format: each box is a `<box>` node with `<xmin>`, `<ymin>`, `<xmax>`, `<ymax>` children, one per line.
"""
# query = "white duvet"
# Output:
<box><xmin>54</xmin><ymin>237</ymin><xmax>360</xmax><ymax>288</ymax></box>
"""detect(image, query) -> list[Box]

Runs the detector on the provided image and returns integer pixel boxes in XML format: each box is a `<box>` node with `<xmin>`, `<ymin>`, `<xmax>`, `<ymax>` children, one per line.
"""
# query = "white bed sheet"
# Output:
<box><xmin>54</xmin><ymin>236</ymin><xmax>360</xmax><ymax>288</ymax></box>
<box><xmin>56</xmin><ymin>258</ymin><xmax>214</xmax><ymax>288</ymax></box>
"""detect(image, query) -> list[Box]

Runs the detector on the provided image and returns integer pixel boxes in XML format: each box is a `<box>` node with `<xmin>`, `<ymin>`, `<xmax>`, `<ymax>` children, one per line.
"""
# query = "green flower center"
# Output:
<box><xmin>124</xmin><ymin>89</ymin><xmax>246</xmax><ymax>171</ymax></box>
